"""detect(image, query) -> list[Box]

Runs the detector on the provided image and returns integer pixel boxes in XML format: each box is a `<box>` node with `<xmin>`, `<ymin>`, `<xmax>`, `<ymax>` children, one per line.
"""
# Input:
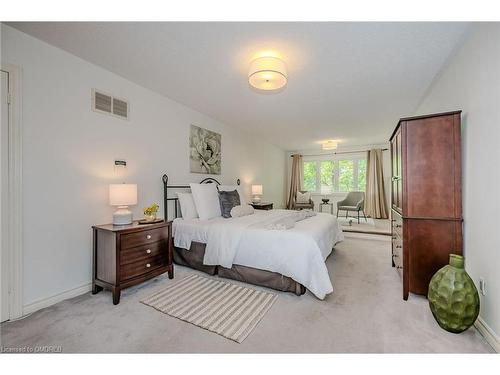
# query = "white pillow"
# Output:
<box><xmin>218</xmin><ymin>185</ymin><xmax>247</xmax><ymax>205</ymax></box>
<box><xmin>296</xmin><ymin>191</ymin><xmax>311</xmax><ymax>204</ymax></box>
<box><xmin>230</xmin><ymin>204</ymin><xmax>255</xmax><ymax>218</ymax></box>
<box><xmin>190</xmin><ymin>183</ymin><xmax>222</xmax><ymax>220</ymax></box>
<box><xmin>176</xmin><ymin>192</ymin><xmax>198</xmax><ymax>220</ymax></box>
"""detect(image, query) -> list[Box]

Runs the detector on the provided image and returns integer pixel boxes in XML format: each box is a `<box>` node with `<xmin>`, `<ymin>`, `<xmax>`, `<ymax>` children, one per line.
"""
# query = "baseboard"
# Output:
<box><xmin>23</xmin><ymin>282</ymin><xmax>92</xmax><ymax>316</ymax></box>
<box><xmin>474</xmin><ymin>316</ymin><xmax>500</xmax><ymax>353</ymax></box>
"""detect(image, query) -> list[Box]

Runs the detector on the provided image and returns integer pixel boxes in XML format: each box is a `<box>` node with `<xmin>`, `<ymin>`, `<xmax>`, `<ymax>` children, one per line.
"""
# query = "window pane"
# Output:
<box><xmin>303</xmin><ymin>161</ymin><xmax>317</xmax><ymax>192</ymax></box>
<box><xmin>338</xmin><ymin>160</ymin><xmax>354</xmax><ymax>192</ymax></box>
<box><xmin>320</xmin><ymin>160</ymin><xmax>334</xmax><ymax>194</ymax></box>
<box><xmin>358</xmin><ymin>159</ymin><xmax>367</xmax><ymax>191</ymax></box>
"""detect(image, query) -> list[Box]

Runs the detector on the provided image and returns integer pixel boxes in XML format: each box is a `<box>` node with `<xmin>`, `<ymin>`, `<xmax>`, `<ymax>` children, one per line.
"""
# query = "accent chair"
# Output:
<box><xmin>295</xmin><ymin>190</ymin><xmax>314</xmax><ymax>211</ymax></box>
<box><xmin>337</xmin><ymin>191</ymin><xmax>367</xmax><ymax>224</ymax></box>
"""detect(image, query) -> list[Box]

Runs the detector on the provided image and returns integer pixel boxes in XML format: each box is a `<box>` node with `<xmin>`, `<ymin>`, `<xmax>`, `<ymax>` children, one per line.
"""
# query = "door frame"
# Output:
<box><xmin>1</xmin><ymin>64</ymin><xmax>23</xmax><ymax>320</ymax></box>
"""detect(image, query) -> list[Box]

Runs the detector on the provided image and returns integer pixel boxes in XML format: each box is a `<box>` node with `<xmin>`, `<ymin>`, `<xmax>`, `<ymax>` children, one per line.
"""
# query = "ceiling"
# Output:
<box><xmin>8</xmin><ymin>22</ymin><xmax>470</xmax><ymax>150</ymax></box>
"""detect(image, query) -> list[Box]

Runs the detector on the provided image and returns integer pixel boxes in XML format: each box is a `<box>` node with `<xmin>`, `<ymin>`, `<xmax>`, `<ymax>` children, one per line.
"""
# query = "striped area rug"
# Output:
<box><xmin>141</xmin><ymin>274</ymin><xmax>278</xmax><ymax>343</ymax></box>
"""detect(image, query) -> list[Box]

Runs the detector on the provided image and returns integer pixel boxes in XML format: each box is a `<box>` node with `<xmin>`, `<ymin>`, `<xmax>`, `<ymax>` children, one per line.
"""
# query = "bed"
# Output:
<box><xmin>162</xmin><ymin>174</ymin><xmax>344</xmax><ymax>299</ymax></box>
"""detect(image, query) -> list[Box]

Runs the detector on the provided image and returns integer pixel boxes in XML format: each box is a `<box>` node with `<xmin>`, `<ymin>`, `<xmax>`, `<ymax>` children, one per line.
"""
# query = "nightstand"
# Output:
<box><xmin>320</xmin><ymin>202</ymin><xmax>334</xmax><ymax>214</ymax></box>
<box><xmin>250</xmin><ymin>202</ymin><xmax>273</xmax><ymax>210</ymax></box>
<box><xmin>92</xmin><ymin>220</ymin><xmax>173</xmax><ymax>304</ymax></box>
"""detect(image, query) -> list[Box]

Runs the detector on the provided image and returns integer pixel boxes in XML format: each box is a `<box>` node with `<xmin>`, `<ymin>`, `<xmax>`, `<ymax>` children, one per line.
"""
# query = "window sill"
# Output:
<box><xmin>310</xmin><ymin>192</ymin><xmax>349</xmax><ymax>197</ymax></box>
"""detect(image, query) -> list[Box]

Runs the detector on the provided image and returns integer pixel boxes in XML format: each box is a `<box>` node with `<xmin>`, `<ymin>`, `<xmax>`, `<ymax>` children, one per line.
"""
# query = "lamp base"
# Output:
<box><xmin>113</xmin><ymin>206</ymin><xmax>133</xmax><ymax>225</ymax></box>
<box><xmin>252</xmin><ymin>195</ymin><xmax>262</xmax><ymax>204</ymax></box>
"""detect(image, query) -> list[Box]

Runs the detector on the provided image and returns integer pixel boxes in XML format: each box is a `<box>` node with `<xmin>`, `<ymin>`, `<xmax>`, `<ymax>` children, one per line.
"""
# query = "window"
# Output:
<box><xmin>357</xmin><ymin>159</ymin><xmax>367</xmax><ymax>191</ymax></box>
<box><xmin>303</xmin><ymin>161</ymin><xmax>317</xmax><ymax>192</ymax></box>
<box><xmin>338</xmin><ymin>159</ymin><xmax>354</xmax><ymax>192</ymax></box>
<box><xmin>320</xmin><ymin>161</ymin><xmax>334</xmax><ymax>193</ymax></box>
<box><xmin>302</xmin><ymin>153</ymin><xmax>367</xmax><ymax>193</ymax></box>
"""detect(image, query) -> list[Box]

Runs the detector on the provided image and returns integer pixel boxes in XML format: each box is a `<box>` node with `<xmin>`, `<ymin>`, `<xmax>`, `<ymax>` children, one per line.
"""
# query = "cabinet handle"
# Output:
<box><xmin>395</xmin><ymin>224</ymin><xmax>402</xmax><ymax>228</ymax></box>
<box><xmin>396</xmin><ymin>245</ymin><xmax>402</xmax><ymax>248</ymax></box>
<box><xmin>146</xmin><ymin>263</ymin><xmax>151</xmax><ymax>268</ymax></box>
<box><xmin>146</xmin><ymin>249</ymin><xmax>151</xmax><ymax>254</ymax></box>
<box><xmin>393</xmin><ymin>254</ymin><xmax>399</xmax><ymax>258</ymax></box>
<box><xmin>146</xmin><ymin>234</ymin><xmax>152</xmax><ymax>240</ymax></box>
<box><xmin>397</xmin><ymin>266</ymin><xmax>403</xmax><ymax>270</ymax></box>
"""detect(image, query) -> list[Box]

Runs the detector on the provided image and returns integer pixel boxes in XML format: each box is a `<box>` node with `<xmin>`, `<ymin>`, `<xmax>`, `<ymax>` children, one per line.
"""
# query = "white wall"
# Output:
<box><xmin>1</xmin><ymin>25</ymin><xmax>286</xmax><ymax>309</ymax></box>
<box><xmin>1</xmin><ymin>69</ymin><xmax>8</xmax><ymax>321</ymax></box>
<box><xmin>416</xmin><ymin>23</ymin><xmax>500</xmax><ymax>342</ymax></box>
<box><xmin>285</xmin><ymin>143</ymin><xmax>391</xmax><ymax>216</ymax></box>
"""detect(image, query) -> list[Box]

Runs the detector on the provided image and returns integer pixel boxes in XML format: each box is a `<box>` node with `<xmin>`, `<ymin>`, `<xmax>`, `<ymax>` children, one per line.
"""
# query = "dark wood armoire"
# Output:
<box><xmin>390</xmin><ymin>111</ymin><xmax>463</xmax><ymax>300</ymax></box>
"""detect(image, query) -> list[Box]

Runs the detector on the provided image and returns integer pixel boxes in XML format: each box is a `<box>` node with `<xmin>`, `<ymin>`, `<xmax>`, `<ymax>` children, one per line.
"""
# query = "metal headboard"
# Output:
<box><xmin>162</xmin><ymin>174</ymin><xmax>241</xmax><ymax>220</ymax></box>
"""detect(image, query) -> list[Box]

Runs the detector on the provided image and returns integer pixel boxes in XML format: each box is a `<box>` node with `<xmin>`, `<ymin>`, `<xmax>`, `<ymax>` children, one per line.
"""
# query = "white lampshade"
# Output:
<box><xmin>248</xmin><ymin>56</ymin><xmax>287</xmax><ymax>91</ymax></box>
<box><xmin>251</xmin><ymin>184</ymin><xmax>263</xmax><ymax>195</ymax></box>
<box><xmin>109</xmin><ymin>184</ymin><xmax>137</xmax><ymax>206</ymax></box>
<box><xmin>321</xmin><ymin>185</ymin><xmax>333</xmax><ymax>195</ymax></box>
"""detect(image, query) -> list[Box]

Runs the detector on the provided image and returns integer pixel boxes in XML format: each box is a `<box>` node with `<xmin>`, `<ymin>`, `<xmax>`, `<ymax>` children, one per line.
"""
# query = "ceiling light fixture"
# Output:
<box><xmin>322</xmin><ymin>140</ymin><xmax>338</xmax><ymax>150</ymax></box>
<box><xmin>248</xmin><ymin>56</ymin><xmax>287</xmax><ymax>91</ymax></box>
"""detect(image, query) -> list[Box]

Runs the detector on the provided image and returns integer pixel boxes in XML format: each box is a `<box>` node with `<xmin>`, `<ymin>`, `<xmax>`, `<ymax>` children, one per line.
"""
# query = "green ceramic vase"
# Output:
<box><xmin>428</xmin><ymin>254</ymin><xmax>480</xmax><ymax>333</ymax></box>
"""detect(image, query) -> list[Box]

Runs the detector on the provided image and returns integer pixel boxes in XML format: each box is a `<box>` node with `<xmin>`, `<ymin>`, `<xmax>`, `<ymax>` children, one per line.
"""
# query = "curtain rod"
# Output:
<box><xmin>290</xmin><ymin>148</ymin><xmax>388</xmax><ymax>157</ymax></box>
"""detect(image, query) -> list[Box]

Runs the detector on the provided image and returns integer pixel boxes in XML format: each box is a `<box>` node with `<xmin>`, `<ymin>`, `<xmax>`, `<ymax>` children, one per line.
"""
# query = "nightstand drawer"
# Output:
<box><xmin>121</xmin><ymin>227</ymin><xmax>168</xmax><ymax>249</ymax></box>
<box><xmin>120</xmin><ymin>241</ymin><xmax>164</xmax><ymax>266</ymax></box>
<box><xmin>120</xmin><ymin>254</ymin><xmax>167</xmax><ymax>281</ymax></box>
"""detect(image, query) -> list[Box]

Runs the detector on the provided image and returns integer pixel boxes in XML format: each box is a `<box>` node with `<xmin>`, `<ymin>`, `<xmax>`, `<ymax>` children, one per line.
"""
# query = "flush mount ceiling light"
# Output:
<box><xmin>248</xmin><ymin>56</ymin><xmax>287</xmax><ymax>91</ymax></box>
<box><xmin>322</xmin><ymin>140</ymin><xmax>338</xmax><ymax>150</ymax></box>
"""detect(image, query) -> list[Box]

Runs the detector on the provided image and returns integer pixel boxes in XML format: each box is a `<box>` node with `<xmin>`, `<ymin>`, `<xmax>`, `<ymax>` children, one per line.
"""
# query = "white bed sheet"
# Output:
<box><xmin>172</xmin><ymin>210</ymin><xmax>344</xmax><ymax>299</ymax></box>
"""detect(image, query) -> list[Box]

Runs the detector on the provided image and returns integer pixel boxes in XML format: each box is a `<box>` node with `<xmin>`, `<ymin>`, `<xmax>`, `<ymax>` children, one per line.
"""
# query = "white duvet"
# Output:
<box><xmin>173</xmin><ymin>209</ymin><xmax>344</xmax><ymax>299</ymax></box>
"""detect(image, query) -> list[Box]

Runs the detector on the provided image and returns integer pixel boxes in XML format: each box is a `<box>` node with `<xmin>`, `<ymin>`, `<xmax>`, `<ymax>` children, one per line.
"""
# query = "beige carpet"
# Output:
<box><xmin>0</xmin><ymin>233</ymin><xmax>493</xmax><ymax>353</ymax></box>
<box><xmin>141</xmin><ymin>274</ymin><xmax>277</xmax><ymax>343</ymax></box>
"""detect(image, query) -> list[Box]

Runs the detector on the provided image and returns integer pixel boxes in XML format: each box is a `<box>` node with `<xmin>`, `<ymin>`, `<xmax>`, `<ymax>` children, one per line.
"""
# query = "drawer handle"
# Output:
<box><xmin>146</xmin><ymin>234</ymin><xmax>152</xmax><ymax>240</ymax></box>
<box><xmin>146</xmin><ymin>263</ymin><xmax>151</xmax><ymax>268</ymax></box>
<box><xmin>397</xmin><ymin>266</ymin><xmax>403</xmax><ymax>270</ymax></box>
<box><xmin>146</xmin><ymin>249</ymin><xmax>151</xmax><ymax>254</ymax></box>
<box><xmin>395</xmin><ymin>224</ymin><xmax>402</xmax><ymax>228</ymax></box>
<box><xmin>396</xmin><ymin>245</ymin><xmax>402</xmax><ymax>248</ymax></box>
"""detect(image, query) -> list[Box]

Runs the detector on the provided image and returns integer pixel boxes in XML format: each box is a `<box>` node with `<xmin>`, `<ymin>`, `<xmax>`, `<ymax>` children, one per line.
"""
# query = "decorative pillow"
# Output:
<box><xmin>218</xmin><ymin>185</ymin><xmax>247</xmax><ymax>205</ymax></box>
<box><xmin>176</xmin><ymin>192</ymin><xmax>198</xmax><ymax>220</ymax></box>
<box><xmin>189</xmin><ymin>183</ymin><xmax>222</xmax><ymax>220</ymax></box>
<box><xmin>230</xmin><ymin>204</ymin><xmax>255</xmax><ymax>218</ymax></box>
<box><xmin>218</xmin><ymin>190</ymin><xmax>241</xmax><ymax>218</ymax></box>
<box><xmin>296</xmin><ymin>191</ymin><xmax>311</xmax><ymax>204</ymax></box>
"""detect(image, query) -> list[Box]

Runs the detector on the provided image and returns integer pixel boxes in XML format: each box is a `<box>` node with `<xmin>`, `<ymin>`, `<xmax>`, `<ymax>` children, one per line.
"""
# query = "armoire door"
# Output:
<box><xmin>391</xmin><ymin>136</ymin><xmax>397</xmax><ymax>209</ymax></box>
<box><xmin>391</xmin><ymin>126</ymin><xmax>403</xmax><ymax>213</ymax></box>
<box><xmin>396</xmin><ymin>127</ymin><xmax>403</xmax><ymax>212</ymax></box>
<box><xmin>404</xmin><ymin>114</ymin><xmax>461</xmax><ymax>218</ymax></box>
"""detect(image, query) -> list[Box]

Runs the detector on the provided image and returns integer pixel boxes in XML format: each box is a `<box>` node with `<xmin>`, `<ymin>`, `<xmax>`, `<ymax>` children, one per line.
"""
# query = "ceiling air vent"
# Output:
<box><xmin>92</xmin><ymin>89</ymin><xmax>129</xmax><ymax>120</ymax></box>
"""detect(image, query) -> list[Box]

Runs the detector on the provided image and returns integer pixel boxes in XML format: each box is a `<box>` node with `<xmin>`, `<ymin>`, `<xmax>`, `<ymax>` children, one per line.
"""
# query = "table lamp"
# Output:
<box><xmin>109</xmin><ymin>183</ymin><xmax>137</xmax><ymax>225</ymax></box>
<box><xmin>251</xmin><ymin>184</ymin><xmax>263</xmax><ymax>203</ymax></box>
<box><xmin>321</xmin><ymin>185</ymin><xmax>332</xmax><ymax>203</ymax></box>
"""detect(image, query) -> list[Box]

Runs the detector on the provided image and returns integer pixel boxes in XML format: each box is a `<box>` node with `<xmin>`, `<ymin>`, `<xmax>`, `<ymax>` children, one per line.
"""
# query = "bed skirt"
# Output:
<box><xmin>173</xmin><ymin>241</ymin><xmax>306</xmax><ymax>296</ymax></box>
<box><xmin>173</xmin><ymin>241</ymin><xmax>217</xmax><ymax>275</ymax></box>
